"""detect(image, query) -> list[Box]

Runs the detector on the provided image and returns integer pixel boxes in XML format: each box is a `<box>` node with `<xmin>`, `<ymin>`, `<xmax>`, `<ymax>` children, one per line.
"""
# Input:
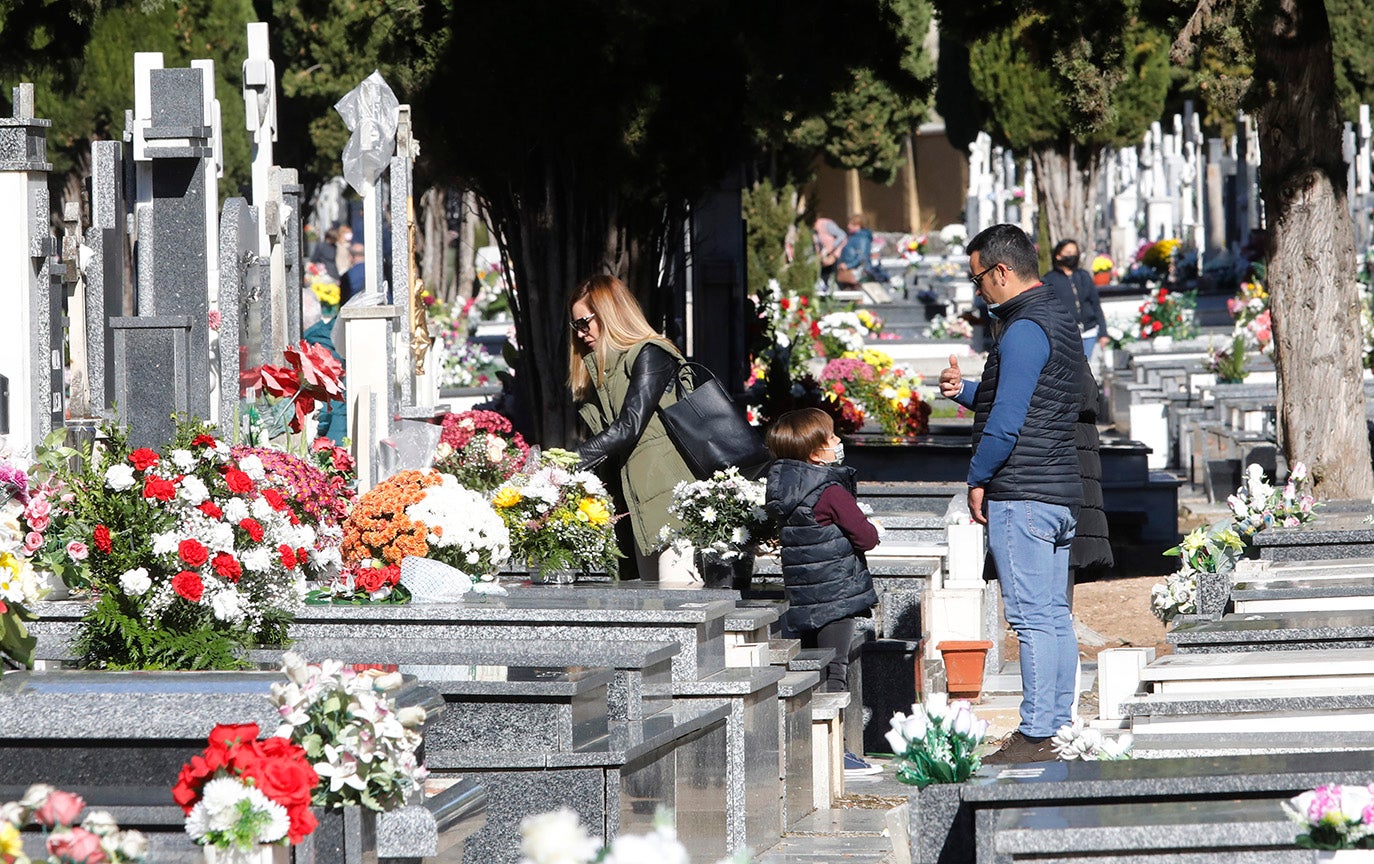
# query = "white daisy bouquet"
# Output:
<box><xmin>516</xmin><ymin>807</ymin><xmax>744</xmax><ymax>864</ymax></box>
<box><xmin>269</xmin><ymin>653</ymin><xmax>429</xmax><ymax>813</ymax></box>
<box><xmin>659</xmin><ymin>467</ymin><xmax>771</xmax><ymax>563</ymax></box>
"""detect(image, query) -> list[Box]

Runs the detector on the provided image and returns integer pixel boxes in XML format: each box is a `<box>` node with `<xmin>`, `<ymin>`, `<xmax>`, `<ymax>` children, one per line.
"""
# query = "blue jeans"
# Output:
<box><xmin>987</xmin><ymin>499</ymin><xmax>1077</xmax><ymax>738</ymax></box>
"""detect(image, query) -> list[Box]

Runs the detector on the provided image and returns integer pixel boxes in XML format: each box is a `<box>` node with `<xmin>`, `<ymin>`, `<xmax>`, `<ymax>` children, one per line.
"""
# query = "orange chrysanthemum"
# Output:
<box><xmin>341</xmin><ymin>471</ymin><xmax>444</xmax><ymax>565</ymax></box>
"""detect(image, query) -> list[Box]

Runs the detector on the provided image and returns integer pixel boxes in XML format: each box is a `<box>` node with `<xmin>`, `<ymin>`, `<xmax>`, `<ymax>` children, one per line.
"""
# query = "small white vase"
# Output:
<box><xmin>1153</xmin><ymin>335</ymin><xmax>1174</xmax><ymax>350</ymax></box>
<box><xmin>202</xmin><ymin>844</ymin><xmax>289</xmax><ymax>864</ymax></box>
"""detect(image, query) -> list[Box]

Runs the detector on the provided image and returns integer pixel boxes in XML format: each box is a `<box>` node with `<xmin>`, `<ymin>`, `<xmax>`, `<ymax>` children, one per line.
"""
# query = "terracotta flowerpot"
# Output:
<box><xmin>937</xmin><ymin>640</ymin><xmax>993</xmax><ymax>700</ymax></box>
<box><xmin>1092</xmin><ymin>271</ymin><xmax>1112</xmax><ymax>286</ymax></box>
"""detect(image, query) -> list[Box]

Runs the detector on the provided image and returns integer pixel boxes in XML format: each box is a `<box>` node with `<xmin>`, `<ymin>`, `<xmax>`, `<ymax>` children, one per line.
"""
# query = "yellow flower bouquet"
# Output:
<box><xmin>490</xmin><ymin>450</ymin><xmax>621</xmax><ymax>576</ymax></box>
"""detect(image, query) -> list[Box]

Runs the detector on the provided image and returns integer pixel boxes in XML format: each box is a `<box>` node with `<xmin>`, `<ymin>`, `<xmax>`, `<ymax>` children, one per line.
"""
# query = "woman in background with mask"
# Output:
<box><xmin>1042</xmin><ymin>238</ymin><xmax>1109</xmax><ymax>358</ymax></box>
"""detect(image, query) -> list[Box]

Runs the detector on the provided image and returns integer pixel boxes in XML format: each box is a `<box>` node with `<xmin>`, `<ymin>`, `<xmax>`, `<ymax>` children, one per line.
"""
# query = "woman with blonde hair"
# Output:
<box><xmin>570</xmin><ymin>274</ymin><xmax>696</xmax><ymax>581</ymax></box>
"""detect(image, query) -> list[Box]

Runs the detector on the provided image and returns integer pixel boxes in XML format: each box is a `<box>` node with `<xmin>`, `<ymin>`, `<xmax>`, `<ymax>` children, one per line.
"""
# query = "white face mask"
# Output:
<box><xmin>826</xmin><ymin>442</ymin><xmax>846</xmax><ymax>465</ymax></box>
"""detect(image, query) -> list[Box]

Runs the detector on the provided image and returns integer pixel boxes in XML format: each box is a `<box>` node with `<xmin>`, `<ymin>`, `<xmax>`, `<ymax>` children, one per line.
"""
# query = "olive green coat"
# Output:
<box><xmin>578</xmin><ymin>339</ymin><xmax>696</xmax><ymax>556</ymax></box>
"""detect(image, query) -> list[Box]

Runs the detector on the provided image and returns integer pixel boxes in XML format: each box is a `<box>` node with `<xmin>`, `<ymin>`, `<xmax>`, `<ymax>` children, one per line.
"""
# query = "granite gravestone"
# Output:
<box><xmin>83</xmin><ymin>139</ymin><xmax>129</xmax><ymax>415</ymax></box>
<box><xmin>0</xmin><ymin>83</ymin><xmax>63</xmax><ymax>456</ymax></box>
<box><xmin>117</xmin><ymin>55</ymin><xmax>222</xmax><ymax>443</ymax></box>
<box><xmin>215</xmin><ymin>197</ymin><xmax>260</xmax><ymax>439</ymax></box>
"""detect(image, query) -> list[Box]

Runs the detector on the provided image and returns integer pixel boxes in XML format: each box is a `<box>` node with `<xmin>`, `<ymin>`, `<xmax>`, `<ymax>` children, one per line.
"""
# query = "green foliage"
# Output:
<box><xmin>958</xmin><ymin>10</ymin><xmax>1172</xmax><ymax>151</ymax></box>
<box><xmin>1329</xmin><ymin>0</ymin><xmax>1374</xmax><ymax>122</ymax></box>
<box><xmin>268</xmin><ymin>0</ymin><xmax>452</xmax><ymax>185</ymax></box>
<box><xmin>742</xmin><ymin>179</ymin><xmax>818</xmax><ymax>298</ymax></box>
<box><xmin>3</xmin><ymin>0</ymin><xmax>254</xmax><ymax>193</ymax></box>
<box><xmin>74</xmin><ymin>591</ymin><xmax>248</xmax><ymax>670</ymax></box>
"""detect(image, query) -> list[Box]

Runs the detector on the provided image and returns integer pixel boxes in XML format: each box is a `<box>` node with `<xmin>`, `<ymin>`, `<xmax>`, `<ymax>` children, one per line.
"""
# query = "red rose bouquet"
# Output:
<box><xmin>174</xmin><ymin>723</ymin><xmax>319</xmax><ymax>850</ymax></box>
<box><xmin>41</xmin><ymin>423</ymin><xmax>310</xmax><ymax>670</ymax></box>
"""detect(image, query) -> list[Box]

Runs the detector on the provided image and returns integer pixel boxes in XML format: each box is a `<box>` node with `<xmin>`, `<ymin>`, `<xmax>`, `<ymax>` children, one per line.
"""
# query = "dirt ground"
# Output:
<box><xmin>1071</xmin><ymin>572</ymin><xmax>1174</xmax><ymax>661</ymax></box>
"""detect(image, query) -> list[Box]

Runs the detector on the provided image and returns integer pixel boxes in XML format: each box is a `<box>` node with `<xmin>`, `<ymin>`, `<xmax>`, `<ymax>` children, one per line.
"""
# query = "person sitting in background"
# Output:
<box><xmin>836</xmin><ymin>213</ymin><xmax>892</xmax><ymax>287</ymax></box>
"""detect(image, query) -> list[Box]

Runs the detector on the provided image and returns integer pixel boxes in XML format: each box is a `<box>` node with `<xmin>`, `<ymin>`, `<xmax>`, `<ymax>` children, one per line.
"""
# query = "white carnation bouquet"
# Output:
<box><xmin>405</xmin><ymin>474</ymin><xmax>511</xmax><ymax>580</ymax></box>
<box><xmin>658</xmin><ymin>467</ymin><xmax>770</xmax><ymax>563</ymax></box>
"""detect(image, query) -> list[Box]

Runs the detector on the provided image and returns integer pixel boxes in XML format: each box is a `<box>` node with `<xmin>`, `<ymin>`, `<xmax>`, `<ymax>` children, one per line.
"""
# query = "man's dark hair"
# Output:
<box><xmin>967</xmin><ymin>224</ymin><xmax>1040</xmax><ymax>280</ymax></box>
<box><xmin>1052</xmin><ymin>238</ymin><xmax>1079</xmax><ymax>257</ymax></box>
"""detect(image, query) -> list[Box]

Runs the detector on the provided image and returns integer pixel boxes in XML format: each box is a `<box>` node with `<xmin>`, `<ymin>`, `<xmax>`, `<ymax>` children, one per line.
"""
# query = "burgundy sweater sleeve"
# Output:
<box><xmin>813</xmin><ymin>485</ymin><xmax>880</xmax><ymax>552</ymax></box>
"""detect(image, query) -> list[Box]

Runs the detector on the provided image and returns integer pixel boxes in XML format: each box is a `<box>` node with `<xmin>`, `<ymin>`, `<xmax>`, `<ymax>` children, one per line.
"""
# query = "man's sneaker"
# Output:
<box><xmin>843</xmin><ymin>751</ymin><xmax>881</xmax><ymax>777</ymax></box>
<box><xmin>981</xmin><ymin>731</ymin><xmax>1057</xmax><ymax>765</ymax></box>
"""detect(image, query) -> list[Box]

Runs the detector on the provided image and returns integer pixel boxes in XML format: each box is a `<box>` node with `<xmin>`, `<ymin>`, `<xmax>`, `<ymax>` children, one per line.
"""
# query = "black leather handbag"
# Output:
<box><xmin>658</xmin><ymin>362</ymin><xmax>770</xmax><ymax>479</ymax></box>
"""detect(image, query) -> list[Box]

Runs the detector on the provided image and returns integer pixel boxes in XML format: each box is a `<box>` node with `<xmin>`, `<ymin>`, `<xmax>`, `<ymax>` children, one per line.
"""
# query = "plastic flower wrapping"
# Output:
<box><xmin>1050</xmin><ymin>721</ymin><xmax>1133</xmax><ymax>761</ymax></box>
<box><xmin>2</xmin><ymin>784</ymin><xmax>148</xmax><ymax>863</ymax></box>
<box><xmin>516</xmin><ymin>807</ymin><xmax>746</xmax><ymax>864</ymax></box>
<box><xmin>491</xmin><ymin>450</ymin><xmax>619</xmax><ymax>575</ymax></box>
<box><xmin>1284</xmin><ymin>783</ymin><xmax>1374</xmax><ymax>850</ymax></box>
<box><xmin>433</xmin><ymin>409</ymin><xmax>529</xmax><ymax>492</ymax></box>
<box><xmin>269</xmin><ymin>653</ymin><xmax>429</xmax><ymax>813</ymax></box>
<box><xmin>174</xmin><ymin>723</ymin><xmax>320</xmax><ymax>849</ymax></box>
<box><xmin>659</xmin><ymin>467</ymin><xmax>771</xmax><ymax>563</ymax></box>
<box><xmin>887</xmin><ymin>694</ymin><xmax>988</xmax><ymax>788</ymax></box>
<box><xmin>342</xmin><ymin>470</ymin><xmax>510</xmax><ymax>581</ymax></box>
<box><xmin>37</xmin><ymin>425</ymin><xmax>312</xmax><ymax>670</ymax></box>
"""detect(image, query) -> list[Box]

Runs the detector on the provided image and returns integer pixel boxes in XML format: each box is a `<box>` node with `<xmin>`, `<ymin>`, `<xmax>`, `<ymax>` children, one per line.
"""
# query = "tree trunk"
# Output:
<box><xmin>457</xmin><ymin>190</ymin><xmax>477</xmax><ymax>299</ymax></box>
<box><xmin>419</xmin><ymin>186</ymin><xmax>447</xmax><ymax>303</ymax></box>
<box><xmin>1257</xmin><ymin>0</ymin><xmax>1374</xmax><ymax>499</ymax></box>
<box><xmin>1030</xmin><ymin>143</ymin><xmax>1099</xmax><ymax>250</ymax></box>
<box><xmin>902</xmin><ymin>132</ymin><xmax>921</xmax><ymax>233</ymax></box>
<box><xmin>845</xmin><ymin>168</ymin><xmax>863</xmax><ymax>219</ymax></box>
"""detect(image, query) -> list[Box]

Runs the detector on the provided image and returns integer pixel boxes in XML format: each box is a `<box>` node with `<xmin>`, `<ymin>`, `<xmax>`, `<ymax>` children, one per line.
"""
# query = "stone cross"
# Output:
<box><xmin>242</xmin><ymin>21</ymin><xmax>277</xmax><ymax>257</ymax></box>
<box><xmin>0</xmin><ymin>84</ymin><xmax>63</xmax><ymax>455</ymax></box>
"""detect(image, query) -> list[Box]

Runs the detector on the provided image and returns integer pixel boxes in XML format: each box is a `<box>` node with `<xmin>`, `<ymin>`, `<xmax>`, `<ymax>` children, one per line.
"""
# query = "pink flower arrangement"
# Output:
<box><xmin>434</xmin><ymin>410</ymin><xmax>530</xmax><ymax>492</ymax></box>
<box><xmin>1</xmin><ymin>784</ymin><xmax>148</xmax><ymax>863</ymax></box>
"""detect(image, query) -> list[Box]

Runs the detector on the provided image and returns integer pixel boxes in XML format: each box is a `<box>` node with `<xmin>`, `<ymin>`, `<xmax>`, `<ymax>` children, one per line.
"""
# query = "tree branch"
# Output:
<box><xmin>1171</xmin><ymin>0</ymin><xmax>1227</xmax><ymax>64</ymax></box>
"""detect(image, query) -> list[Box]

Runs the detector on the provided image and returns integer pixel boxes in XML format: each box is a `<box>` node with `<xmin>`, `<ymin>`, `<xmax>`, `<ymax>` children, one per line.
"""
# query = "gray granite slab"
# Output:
<box><xmin>250</xmin><ymin>635</ymin><xmax>678</xmax><ymax>719</ymax></box>
<box><xmin>673</xmin><ymin>664</ymin><xmax>786</xmax><ymax>696</ymax></box>
<box><xmin>789</xmin><ymin>647</ymin><xmax>837</xmax><ymax>672</ymax></box>
<box><xmin>1121</xmin><ymin>690</ymin><xmax>1374</xmax><ymax>716</ymax></box>
<box><xmin>1169</xmin><ymin>610</ymin><xmax>1374</xmax><ymax>652</ymax></box>
<box><xmin>909</xmin><ymin>749</ymin><xmax>1374</xmax><ymax>864</ymax></box>
<box><xmin>1232</xmin><ymin>575</ymin><xmax>1374</xmax><ymax>600</ymax></box>
<box><xmin>993</xmin><ymin>798</ymin><xmax>1294</xmax><ymax>856</ymax></box>
<box><xmin>725</xmin><ymin>605</ymin><xmax>781</xmax><ymax>632</ymax></box>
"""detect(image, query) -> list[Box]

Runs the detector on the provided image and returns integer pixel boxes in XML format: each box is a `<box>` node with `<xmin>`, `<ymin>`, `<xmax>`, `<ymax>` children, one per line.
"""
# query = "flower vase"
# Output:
<box><xmin>202</xmin><ymin>845</ymin><xmax>289</xmax><ymax>864</ymax></box>
<box><xmin>936</xmin><ymin>640</ymin><xmax>993</xmax><ymax>700</ymax></box>
<box><xmin>694</xmin><ymin>550</ymin><xmax>755</xmax><ymax>592</ymax></box>
<box><xmin>1153</xmin><ymin>335</ymin><xmax>1174</xmax><ymax>351</ymax></box>
<box><xmin>1092</xmin><ymin>271</ymin><xmax>1112</xmax><ymax>286</ymax></box>
<box><xmin>529</xmin><ymin>560</ymin><xmax>578</xmax><ymax>585</ymax></box>
<box><xmin>296</xmin><ymin>805</ymin><xmax>378</xmax><ymax>864</ymax></box>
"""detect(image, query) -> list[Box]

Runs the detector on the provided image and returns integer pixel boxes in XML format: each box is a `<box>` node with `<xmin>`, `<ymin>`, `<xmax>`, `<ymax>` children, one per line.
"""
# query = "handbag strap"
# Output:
<box><xmin>664</xmin><ymin>361</ymin><xmax>716</xmax><ymax>399</ymax></box>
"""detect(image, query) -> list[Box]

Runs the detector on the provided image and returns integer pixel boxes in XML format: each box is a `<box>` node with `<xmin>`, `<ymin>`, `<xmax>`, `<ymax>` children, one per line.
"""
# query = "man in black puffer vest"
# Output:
<box><xmin>939</xmin><ymin>224</ymin><xmax>1085</xmax><ymax>764</ymax></box>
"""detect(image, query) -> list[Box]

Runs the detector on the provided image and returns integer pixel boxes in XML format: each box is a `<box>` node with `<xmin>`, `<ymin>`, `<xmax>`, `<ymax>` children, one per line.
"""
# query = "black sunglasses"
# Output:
<box><xmin>571</xmin><ymin>312</ymin><xmax>597</xmax><ymax>334</ymax></box>
<box><xmin>969</xmin><ymin>262</ymin><xmax>998</xmax><ymax>284</ymax></box>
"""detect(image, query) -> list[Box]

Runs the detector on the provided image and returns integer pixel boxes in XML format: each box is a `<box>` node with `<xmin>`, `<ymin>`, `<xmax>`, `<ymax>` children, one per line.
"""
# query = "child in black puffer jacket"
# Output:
<box><xmin>764</xmin><ymin>408</ymin><xmax>880</xmax><ymax>694</ymax></box>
